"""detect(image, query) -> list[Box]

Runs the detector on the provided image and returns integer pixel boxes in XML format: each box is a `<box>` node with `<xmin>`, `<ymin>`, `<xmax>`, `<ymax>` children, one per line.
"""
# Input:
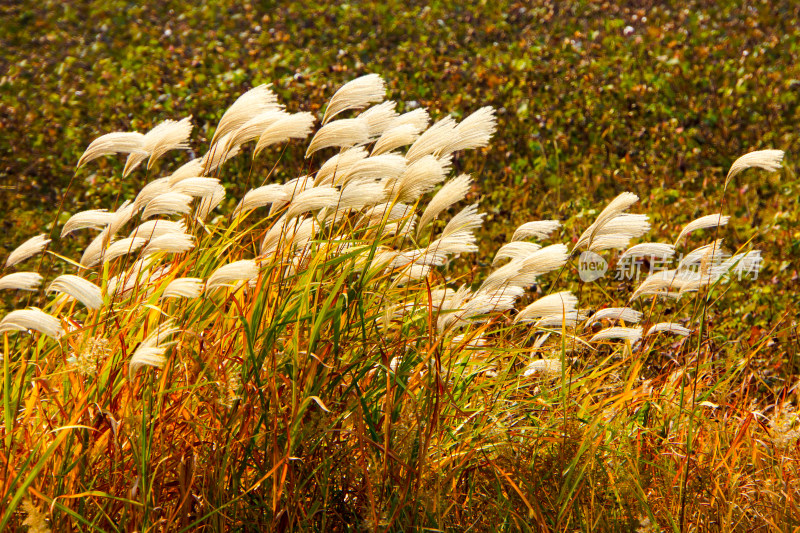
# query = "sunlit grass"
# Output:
<box><xmin>1</xmin><ymin>76</ymin><xmax>798</xmax><ymax>532</ymax></box>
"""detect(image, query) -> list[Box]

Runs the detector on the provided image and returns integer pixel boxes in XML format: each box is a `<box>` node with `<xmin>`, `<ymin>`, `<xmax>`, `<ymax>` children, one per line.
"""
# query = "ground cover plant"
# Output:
<box><xmin>1</xmin><ymin>72</ymin><xmax>799</xmax><ymax>532</ymax></box>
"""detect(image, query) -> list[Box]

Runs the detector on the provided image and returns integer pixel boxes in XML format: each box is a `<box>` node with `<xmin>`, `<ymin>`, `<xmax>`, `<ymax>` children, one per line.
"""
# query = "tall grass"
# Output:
<box><xmin>1</xmin><ymin>75</ymin><xmax>797</xmax><ymax>531</ymax></box>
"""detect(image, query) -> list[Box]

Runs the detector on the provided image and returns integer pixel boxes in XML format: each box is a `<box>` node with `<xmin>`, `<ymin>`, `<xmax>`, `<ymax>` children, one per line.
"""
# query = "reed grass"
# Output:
<box><xmin>0</xmin><ymin>75</ymin><xmax>796</xmax><ymax>532</ymax></box>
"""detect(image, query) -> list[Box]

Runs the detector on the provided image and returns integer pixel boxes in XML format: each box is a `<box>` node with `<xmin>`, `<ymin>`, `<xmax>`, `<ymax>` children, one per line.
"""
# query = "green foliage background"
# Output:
<box><xmin>1</xmin><ymin>0</ymin><xmax>799</xmax><ymax>358</ymax></box>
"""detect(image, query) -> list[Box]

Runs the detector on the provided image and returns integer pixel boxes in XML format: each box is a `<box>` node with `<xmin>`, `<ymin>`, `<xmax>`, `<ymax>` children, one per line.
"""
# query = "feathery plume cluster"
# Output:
<box><xmin>3</xmin><ymin>75</ymin><xmax>780</xmax><ymax>397</ymax></box>
<box><xmin>129</xmin><ymin>321</ymin><xmax>180</xmax><ymax>377</ymax></box>
<box><xmin>253</xmin><ymin>112</ymin><xmax>316</xmax><ymax>156</ymax></box>
<box><xmin>590</xmin><ymin>327</ymin><xmax>643</xmax><ymax>344</ymax></box>
<box><xmin>77</xmin><ymin>132</ymin><xmax>145</xmax><ymax>169</ymax></box>
<box><xmin>61</xmin><ymin>209</ymin><xmax>114</xmax><ymax>237</ymax></box>
<box><xmin>516</xmin><ymin>292</ymin><xmax>577</xmax><ymax>323</ymax></box>
<box><xmin>512</xmin><ymin>220</ymin><xmax>561</xmax><ymax>242</ymax></box>
<box><xmin>322</xmin><ymin>74</ymin><xmax>386</xmax><ymax>124</ymax></box>
<box><xmin>725</xmin><ymin>149</ymin><xmax>784</xmax><ymax>187</ymax></box>
<box><xmin>47</xmin><ymin>275</ymin><xmax>103</xmax><ymax>309</ymax></box>
<box><xmin>306</xmin><ymin>118</ymin><xmax>370</xmax><ymax>156</ymax></box>
<box><xmin>418</xmin><ymin>173</ymin><xmax>472</xmax><ymax>233</ymax></box>
<box><xmin>0</xmin><ymin>308</ymin><xmax>63</xmax><ymax>339</ymax></box>
<box><xmin>5</xmin><ymin>234</ymin><xmax>51</xmax><ymax>268</ymax></box>
<box><xmin>210</xmin><ymin>85</ymin><xmax>281</xmax><ymax>148</ymax></box>
<box><xmin>523</xmin><ymin>357</ymin><xmax>563</xmax><ymax>378</ymax></box>
<box><xmin>646</xmin><ymin>322</ymin><xmax>692</xmax><ymax>337</ymax></box>
<box><xmin>207</xmin><ymin>260</ymin><xmax>259</xmax><ymax>291</ymax></box>
<box><xmin>123</xmin><ymin>117</ymin><xmax>193</xmax><ymax>176</ymax></box>
<box><xmin>162</xmin><ymin>277</ymin><xmax>203</xmax><ymax>299</ymax></box>
<box><xmin>0</xmin><ymin>272</ymin><xmax>43</xmax><ymax>291</ymax></box>
<box><xmin>675</xmin><ymin>214</ymin><xmax>730</xmax><ymax>243</ymax></box>
<box><xmin>587</xmin><ymin>307</ymin><xmax>642</xmax><ymax>326</ymax></box>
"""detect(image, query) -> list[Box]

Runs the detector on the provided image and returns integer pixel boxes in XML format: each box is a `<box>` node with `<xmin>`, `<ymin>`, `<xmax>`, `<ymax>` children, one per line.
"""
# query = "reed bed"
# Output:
<box><xmin>1</xmin><ymin>75</ymin><xmax>797</xmax><ymax>532</ymax></box>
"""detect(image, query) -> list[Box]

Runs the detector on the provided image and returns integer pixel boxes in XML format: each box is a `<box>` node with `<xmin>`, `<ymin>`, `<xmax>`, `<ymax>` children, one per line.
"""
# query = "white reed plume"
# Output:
<box><xmin>480</xmin><ymin>244</ymin><xmax>569</xmax><ymax>292</ymax></box>
<box><xmin>143</xmin><ymin>233</ymin><xmax>194</xmax><ymax>255</ymax></box>
<box><xmin>440</xmin><ymin>107</ymin><xmax>497</xmax><ymax>157</ymax></box>
<box><xmin>435</xmin><ymin>285</ymin><xmax>473</xmax><ymax>331</ymax></box>
<box><xmin>129</xmin><ymin>321</ymin><xmax>181</xmax><ymax>378</ymax></box>
<box><xmin>405</xmin><ymin>116</ymin><xmax>457</xmax><ymax>162</ymax></box>
<box><xmin>206</xmin><ymin>259</ymin><xmax>259</xmax><ymax>291</ymax></box>
<box><xmin>725</xmin><ymin>149</ymin><xmax>784</xmax><ymax>187</ymax></box>
<box><xmin>440</xmin><ymin>203</ymin><xmax>484</xmax><ymax>239</ymax></box>
<box><xmin>106</xmin><ymin>200</ymin><xmax>137</xmax><ymax>239</ymax></box>
<box><xmin>590</xmin><ymin>326</ymin><xmax>643</xmax><ymax>344</ymax></box>
<box><xmin>418</xmin><ymin>174</ymin><xmax>472</xmax><ymax>233</ymax></box>
<box><xmin>588</xmin><ymin>235</ymin><xmax>631</xmax><ymax>252</ymax></box>
<box><xmin>81</xmin><ymin>230</ymin><xmax>111</xmax><ymax>267</ymax></box>
<box><xmin>492</xmin><ymin>241</ymin><xmax>543</xmax><ymax>266</ymax></box>
<box><xmin>61</xmin><ymin>209</ymin><xmax>113</xmax><ymax>237</ymax></box>
<box><xmin>523</xmin><ymin>358</ymin><xmax>562</xmax><ymax>378</ymax></box>
<box><xmin>283</xmin><ymin>218</ymin><xmax>320</xmax><ymax>254</ymax></box>
<box><xmin>457</xmin><ymin>286</ymin><xmax>525</xmax><ymax>325</ymax></box>
<box><xmin>0</xmin><ymin>272</ymin><xmax>43</xmax><ymax>291</ymax></box>
<box><xmin>426</xmin><ymin>230</ymin><xmax>477</xmax><ymax>258</ymax></box>
<box><xmin>336</xmin><ymin>153</ymin><xmax>406</xmax><ymax>186</ymax></box>
<box><xmin>619</xmin><ymin>242</ymin><xmax>675</xmax><ymax>262</ymax></box>
<box><xmin>361</xmin><ymin>202</ymin><xmax>415</xmax><ymax>227</ymax></box>
<box><xmin>161</xmin><ymin>277</ymin><xmax>203</xmax><ymax>299</ymax></box>
<box><xmin>587</xmin><ymin>307</ymin><xmax>642</xmax><ymax>325</ymax></box>
<box><xmin>104</xmin><ymin>237</ymin><xmax>147</xmax><ymax>263</ymax></box>
<box><xmin>305</xmin><ymin>118</ymin><xmax>370</xmax><ymax>157</ymax></box>
<box><xmin>123</xmin><ymin>116</ymin><xmax>193</xmax><ymax>176</ymax></box>
<box><xmin>678</xmin><ymin>240</ymin><xmax>727</xmax><ymax>270</ymax></box>
<box><xmin>5</xmin><ymin>234</ymin><xmax>51</xmax><ymax>268</ymax></box>
<box><xmin>630</xmin><ymin>270</ymin><xmax>685</xmax><ymax>300</ymax></box>
<box><xmin>168</xmin><ymin>158</ymin><xmax>204</xmax><ymax>185</ymax></box>
<box><xmin>359</xmin><ymin>101</ymin><xmax>399</xmax><ymax>137</ymax></box>
<box><xmin>142</xmin><ymin>192</ymin><xmax>193</xmax><ymax>219</ymax></box>
<box><xmin>210</xmin><ymin>84</ymin><xmax>281</xmax><ymax>147</ymax></box>
<box><xmin>284</xmin><ymin>187</ymin><xmax>339</xmax><ymax>219</ymax></box>
<box><xmin>133</xmin><ymin>178</ymin><xmax>172</xmax><ymax>212</ymax></box>
<box><xmin>224</xmin><ymin>109</ymin><xmax>288</xmax><ymax>153</ymax></box>
<box><xmin>675</xmin><ymin>214</ymin><xmax>730</xmax><ymax>243</ymax></box>
<box><xmin>515</xmin><ymin>291</ymin><xmax>577</xmax><ymax>323</ymax></box>
<box><xmin>322</xmin><ymin>74</ymin><xmax>386</xmax><ymax>124</ymax></box>
<box><xmin>314</xmin><ymin>147</ymin><xmax>368</xmax><ymax>186</ymax></box>
<box><xmin>594</xmin><ymin>214</ymin><xmax>650</xmax><ymax>239</ymax></box>
<box><xmin>0</xmin><ymin>308</ymin><xmax>63</xmax><ymax>339</ymax></box>
<box><xmin>336</xmin><ymin>179</ymin><xmax>388</xmax><ymax>213</ymax></box>
<box><xmin>196</xmin><ymin>184</ymin><xmax>226</xmax><ymax>220</ymax></box>
<box><xmin>233</xmin><ymin>184</ymin><xmax>289</xmax><ymax>217</ymax></box>
<box><xmin>646</xmin><ymin>322</ymin><xmax>692</xmax><ymax>337</ymax></box>
<box><xmin>201</xmin><ymin>132</ymin><xmax>241</xmax><ymax>174</ymax></box>
<box><xmin>713</xmin><ymin>250</ymin><xmax>763</xmax><ymax>278</ymax></box>
<box><xmin>129</xmin><ymin>219</ymin><xmax>186</xmax><ymax>240</ymax></box>
<box><xmin>392</xmin><ymin>154</ymin><xmax>449</xmax><ymax>202</ymax></box>
<box><xmin>391</xmin><ymin>108</ymin><xmax>430</xmax><ymax>131</ymax></box>
<box><xmin>47</xmin><ymin>274</ymin><xmax>103</xmax><ymax>309</ymax></box>
<box><xmin>105</xmin><ymin>255</ymin><xmax>155</xmax><ymax>296</ymax></box>
<box><xmin>253</xmin><ymin>112</ymin><xmax>316</xmax><ymax>157</ymax></box>
<box><xmin>371</xmin><ymin>124</ymin><xmax>422</xmax><ymax>156</ymax></box>
<box><xmin>574</xmin><ymin>192</ymin><xmax>639</xmax><ymax>250</ymax></box>
<box><xmin>535</xmin><ymin>310</ymin><xmax>589</xmax><ymax>328</ymax></box>
<box><xmin>170</xmin><ymin>177</ymin><xmax>221</xmax><ymax>198</ymax></box>
<box><xmin>393</xmin><ymin>263</ymin><xmax>433</xmax><ymax>285</ymax></box>
<box><xmin>77</xmin><ymin>131</ymin><xmax>146</xmax><ymax>168</ymax></box>
<box><xmin>511</xmin><ymin>220</ymin><xmax>561</xmax><ymax>241</ymax></box>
